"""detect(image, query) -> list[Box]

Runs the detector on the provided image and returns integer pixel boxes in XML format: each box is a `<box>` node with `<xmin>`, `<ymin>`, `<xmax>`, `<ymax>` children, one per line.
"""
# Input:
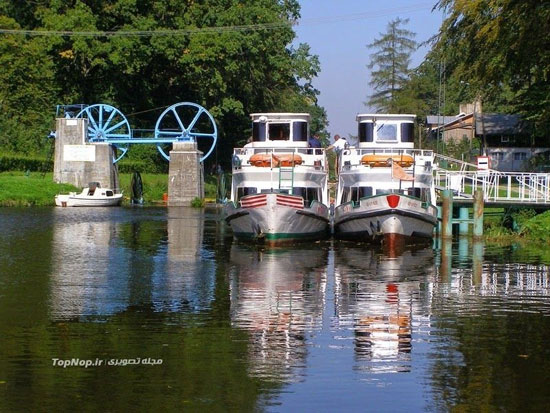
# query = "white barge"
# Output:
<box><xmin>334</xmin><ymin>114</ymin><xmax>437</xmax><ymax>246</ymax></box>
<box><xmin>224</xmin><ymin>113</ymin><xmax>329</xmax><ymax>245</ymax></box>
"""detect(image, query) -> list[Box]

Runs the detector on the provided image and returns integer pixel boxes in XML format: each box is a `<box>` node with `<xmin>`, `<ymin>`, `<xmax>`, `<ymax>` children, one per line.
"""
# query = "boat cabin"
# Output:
<box><xmin>356</xmin><ymin>114</ymin><xmax>416</xmax><ymax>149</ymax></box>
<box><xmin>248</xmin><ymin>113</ymin><xmax>310</xmax><ymax>148</ymax></box>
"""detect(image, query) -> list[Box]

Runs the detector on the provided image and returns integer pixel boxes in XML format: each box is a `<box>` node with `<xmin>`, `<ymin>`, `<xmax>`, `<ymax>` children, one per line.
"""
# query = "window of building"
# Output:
<box><xmin>492</xmin><ymin>152</ymin><xmax>504</xmax><ymax>161</ymax></box>
<box><xmin>514</xmin><ymin>152</ymin><xmax>527</xmax><ymax>161</ymax></box>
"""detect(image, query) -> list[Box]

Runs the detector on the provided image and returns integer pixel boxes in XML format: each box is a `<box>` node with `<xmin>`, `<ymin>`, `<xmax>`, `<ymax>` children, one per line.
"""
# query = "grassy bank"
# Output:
<box><xmin>0</xmin><ymin>172</ymin><xmax>79</xmax><ymax>206</ymax></box>
<box><xmin>0</xmin><ymin>171</ymin><xmax>220</xmax><ymax>206</ymax></box>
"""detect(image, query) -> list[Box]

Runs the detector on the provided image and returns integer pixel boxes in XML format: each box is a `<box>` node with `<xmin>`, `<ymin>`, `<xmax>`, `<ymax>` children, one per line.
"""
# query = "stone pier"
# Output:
<box><xmin>168</xmin><ymin>142</ymin><xmax>204</xmax><ymax>206</ymax></box>
<box><xmin>53</xmin><ymin>118</ymin><xmax>119</xmax><ymax>191</ymax></box>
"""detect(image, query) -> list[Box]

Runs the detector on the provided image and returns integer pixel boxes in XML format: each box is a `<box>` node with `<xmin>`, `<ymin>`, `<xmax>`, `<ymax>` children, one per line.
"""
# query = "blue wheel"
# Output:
<box><xmin>76</xmin><ymin>104</ymin><xmax>132</xmax><ymax>163</ymax></box>
<box><xmin>154</xmin><ymin>102</ymin><xmax>218</xmax><ymax>162</ymax></box>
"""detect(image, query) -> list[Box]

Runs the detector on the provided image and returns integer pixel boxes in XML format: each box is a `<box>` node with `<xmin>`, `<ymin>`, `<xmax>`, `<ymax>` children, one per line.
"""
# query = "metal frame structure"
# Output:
<box><xmin>56</xmin><ymin>102</ymin><xmax>218</xmax><ymax>164</ymax></box>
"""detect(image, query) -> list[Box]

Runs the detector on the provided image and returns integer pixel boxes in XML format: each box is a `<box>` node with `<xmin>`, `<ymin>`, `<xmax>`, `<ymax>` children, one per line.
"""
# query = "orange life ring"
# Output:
<box><xmin>249</xmin><ymin>153</ymin><xmax>303</xmax><ymax>167</ymax></box>
<box><xmin>360</xmin><ymin>154</ymin><xmax>414</xmax><ymax>168</ymax></box>
<box><xmin>273</xmin><ymin>153</ymin><xmax>303</xmax><ymax>167</ymax></box>
<box><xmin>249</xmin><ymin>153</ymin><xmax>273</xmax><ymax>167</ymax></box>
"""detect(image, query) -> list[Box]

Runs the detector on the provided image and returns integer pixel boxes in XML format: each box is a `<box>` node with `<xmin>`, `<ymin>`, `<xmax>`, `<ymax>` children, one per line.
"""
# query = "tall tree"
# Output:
<box><xmin>366</xmin><ymin>18</ymin><xmax>417</xmax><ymax>113</ymax></box>
<box><xmin>434</xmin><ymin>0</ymin><xmax>550</xmax><ymax>135</ymax></box>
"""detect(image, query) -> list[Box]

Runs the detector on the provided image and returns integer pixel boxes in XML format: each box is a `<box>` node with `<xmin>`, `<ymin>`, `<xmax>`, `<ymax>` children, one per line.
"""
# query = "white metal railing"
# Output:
<box><xmin>435</xmin><ymin>170</ymin><xmax>550</xmax><ymax>203</ymax></box>
<box><xmin>232</xmin><ymin>147</ymin><xmax>327</xmax><ymax>171</ymax></box>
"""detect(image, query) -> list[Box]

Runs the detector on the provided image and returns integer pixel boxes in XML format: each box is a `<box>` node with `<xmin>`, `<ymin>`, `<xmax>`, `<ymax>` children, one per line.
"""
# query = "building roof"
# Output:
<box><xmin>475</xmin><ymin>114</ymin><xmax>529</xmax><ymax>135</ymax></box>
<box><xmin>426</xmin><ymin>115</ymin><xmax>459</xmax><ymax>126</ymax></box>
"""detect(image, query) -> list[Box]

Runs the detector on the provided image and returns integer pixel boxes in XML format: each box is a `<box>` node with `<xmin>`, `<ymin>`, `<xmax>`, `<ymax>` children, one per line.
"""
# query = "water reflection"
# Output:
<box><xmin>435</xmin><ymin>239</ymin><xmax>550</xmax><ymax>316</ymax></box>
<box><xmin>49</xmin><ymin>208</ymin><xmax>128</xmax><ymax>318</ymax></box>
<box><xmin>334</xmin><ymin>245</ymin><xmax>435</xmax><ymax>374</ymax></box>
<box><xmin>156</xmin><ymin>207</ymin><xmax>215</xmax><ymax>312</ymax></box>
<box><xmin>49</xmin><ymin>207</ymin><xmax>215</xmax><ymax>319</ymax></box>
<box><xmin>228</xmin><ymin>244</ymin><xmax>327</xmax><ymax>382</ymax></box>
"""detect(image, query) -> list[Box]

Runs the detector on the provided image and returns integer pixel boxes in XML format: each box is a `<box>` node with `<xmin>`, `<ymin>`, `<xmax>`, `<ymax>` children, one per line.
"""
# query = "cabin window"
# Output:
<box><xmin>407</xmin><ymin>187</ymin><xmax>421</xmax><ymax>198</ymax></box>
<box><xmin>376</xmin><ymin>189</ymin><xmax>404</xmax><ymax>195</ymax></box>
<box><xmin>358</xmin><ymin>123</ymin><xmax>374</xmax><ymax>142</ymax></box>
<box><xmin>293</xmin><ymin>121</ymin><xmax>308</xmax><ymax>142</ymax></box>
<box><xmin>350</xmin><ymin>186</ymin><xmax>372</xmax><ymax>202</ymax></box>
<box><xmin>376</xmin><ymin>123</ymin><xmax>397</xmax><ymax>141</ymax></box>
<box><xmin>340</xmin><ymin>186</ymin><xmax>350</xmax><ymax>204</ymax></box>
<box><xmin>106</xmin><ymin>190</ymin><xmax>114</xmax><ymax>196</ymax></box>
<box><xmin>293</xmin><ymin>187</ymin><xmax>320</xmax><ymax>207</ymax></box>
<box><xmin>407</xmin><ymin>188</ymin><xmax>431</xmax><ymax>203</ymax></box>
<box><xmin>237</xmin><ymin>187</ymin><xmax>257</xmax><ymax>201</ymax></box>
<box><xmin>268</xmin><ymin>123</ymin><xmax>290</xmax><ymax>141</ymax></box>
<box><xmin>252</xmin><ymin>122</ymin><xmax>266</xmax><ymax>142</ymax></box>
<box><xmin>401</xmin><ymin>123</ymin><xmax>414</xmax><ymax>143</ymax></box>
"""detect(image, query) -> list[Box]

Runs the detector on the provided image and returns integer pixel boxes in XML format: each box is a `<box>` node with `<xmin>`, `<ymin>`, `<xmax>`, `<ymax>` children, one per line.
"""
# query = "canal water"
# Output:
<box><xmin>2</xmin><ymin>207</ymin><xmax>550</xmax><ymax>412</ymax></box>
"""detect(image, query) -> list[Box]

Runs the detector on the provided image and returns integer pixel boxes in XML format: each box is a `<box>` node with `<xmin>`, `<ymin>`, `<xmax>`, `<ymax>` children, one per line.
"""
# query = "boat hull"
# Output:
<box><xmin>225</xmin><ymin>193</ymin><xmax>329</xmax><ymax>245</ymax></box>
<box><xmin>55</xmin><ymin>194</ymin><xmax>123</xmax><ymax>207</ymax></box>
<box><xmin>334</xmin><ymin>195</ymin><xmax>437</xmax><ymax>245</ymax></box>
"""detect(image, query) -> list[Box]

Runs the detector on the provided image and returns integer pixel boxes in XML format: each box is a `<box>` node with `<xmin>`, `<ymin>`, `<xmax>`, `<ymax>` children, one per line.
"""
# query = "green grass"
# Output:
<box><xmin>0</xmin><ymin>172</ymin><xmax>79</xmax><ymax>206</ymax></box>
<box><xmin>0</xmin><ymin>171</ymin><xmax>221</xmax><ymax>206</ymax></box>
<box><xmin>119</xmin><ymin>173</ymin><xmax>168</xmax><ymax>203</ymax></box>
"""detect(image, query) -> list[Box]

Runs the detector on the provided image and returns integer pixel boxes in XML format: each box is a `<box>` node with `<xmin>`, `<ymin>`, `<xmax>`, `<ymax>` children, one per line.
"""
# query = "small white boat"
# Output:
<box><xmin>333</xmin><ymin>114</ymin><xmax>437</xmax><ymax>246</ymax></box>
<box><xmin>55</xmin><ymin>182</ymin><xmax>122</xmax><ymax>207</ymax></box>
<box><xmin>224</xmin><ymin>113</ymin><xmax>330</xmax><ymax>245</ymax></box>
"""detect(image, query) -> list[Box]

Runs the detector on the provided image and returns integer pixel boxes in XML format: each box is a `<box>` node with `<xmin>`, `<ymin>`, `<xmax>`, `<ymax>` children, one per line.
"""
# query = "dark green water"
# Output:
<box><xmin>2</xmin><ymin>207</ymin><xmax>550</xmax><ymax>412</ymax></box>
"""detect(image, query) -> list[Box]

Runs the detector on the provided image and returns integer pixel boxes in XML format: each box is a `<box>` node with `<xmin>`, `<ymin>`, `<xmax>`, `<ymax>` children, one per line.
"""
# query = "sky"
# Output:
<box><xmin>294</xmin><ymin>1</ymin><xmax>445</xmax><ymax>139</ymax></box>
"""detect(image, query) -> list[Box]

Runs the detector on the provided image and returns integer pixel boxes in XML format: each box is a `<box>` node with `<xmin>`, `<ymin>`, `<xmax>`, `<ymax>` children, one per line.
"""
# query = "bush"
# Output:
<box><xmin>0</xmin><ymin>154</ymin><xmax>53</xmax><ymax>172</ymax></box>
<box><xmin>519</xmin><ymin>211</ymin><xmax>550</xmax><ymax>242</ymax></box>
<box><xmin>190</xmin><ymin>197</ymin><xmax>205</xmax><ymax>208</ymax></box>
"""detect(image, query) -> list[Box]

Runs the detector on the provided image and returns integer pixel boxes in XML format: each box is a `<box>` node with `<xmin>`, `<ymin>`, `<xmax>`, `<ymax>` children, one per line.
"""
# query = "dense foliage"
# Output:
<box><xmin>0</xmin><ymin>0</ymin><xmax>327</xmax><ymax>168</ymax></box>
<box><xmin>388</xmin><ymin>0</ymin><xmax>550</xmax><ymax>142</ymax></box>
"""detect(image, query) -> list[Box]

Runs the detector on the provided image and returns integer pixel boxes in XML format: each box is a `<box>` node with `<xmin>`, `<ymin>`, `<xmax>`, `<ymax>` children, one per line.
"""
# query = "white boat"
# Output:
<box><xmin>334</xmin><ymin>114</ymin><xmax>437</xmax><ymax>246</ymax></box>
<box><xmin>224</xmin><ymin>113</ymin><xmax>330</xmax><ymax>245</ymax></box>
<box><xmin>55</xmin><ymin>182</ymin><xmax>123</xmax><ymax>207</ymax></box>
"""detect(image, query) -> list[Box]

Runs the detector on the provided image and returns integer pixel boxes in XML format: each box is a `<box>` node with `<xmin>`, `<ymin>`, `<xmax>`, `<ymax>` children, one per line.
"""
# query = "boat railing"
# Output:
<box><xmin>232</xmin><ymin>147</ymin><xmax>327</xmax><ymax>170</ymax></box>
<box><xmin>341</xmin><ymin>147</ymin><xmax>433</xmax><ymax>157</ymax></box>
<box><xmin>339</xmin><ymin>147</ymin><xmax>433</xmax><ymax>172</ymax></box>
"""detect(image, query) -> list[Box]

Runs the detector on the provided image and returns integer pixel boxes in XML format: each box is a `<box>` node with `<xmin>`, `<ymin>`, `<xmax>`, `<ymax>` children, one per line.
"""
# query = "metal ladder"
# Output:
<box><xmin>279</xmin><ymin>166</ymin><xmax>294</xmax><ymax>193</ymax></box>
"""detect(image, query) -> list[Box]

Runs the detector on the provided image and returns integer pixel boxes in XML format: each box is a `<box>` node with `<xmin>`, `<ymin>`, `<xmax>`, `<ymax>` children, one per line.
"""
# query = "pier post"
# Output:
<box><xmin>440</xmin><ymin>238</ymin><xmax>453</xmax><ymax>282</ymax></box>
<box><xmin>459</xmin><ymin>207</ymin><xmax>469</xmax><ymax>236</ymax></box>
<box><xmin>167</xmin><ymin>142</ymin><xmax>204</xmax><ymax>206</ymax></box>
<box><xmin>441</xmin><ymin>189</ymin><xmax>454</xmax><ymax>239</ymax></box>
<box><xmin>53</xmin><ymin>118</ymin><xmax>119</xmax><ymax>191</ymax></box>
<box><xmin>473</xmin><ymin>189</ymin><xmax>484</xmax><ymax>239</ymax></box>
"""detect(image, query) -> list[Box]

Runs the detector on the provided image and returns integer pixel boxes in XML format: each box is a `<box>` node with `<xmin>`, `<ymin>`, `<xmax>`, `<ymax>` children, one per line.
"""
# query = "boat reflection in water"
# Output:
<box><xmin>228</xmin><ymin>244</ymin><xmax>327</xmax><ymax>381</ymax></box>
<box><xmin>334</xmin><ymin>243</ymin><xmax>435</xmax><ymax>374</ymax></box>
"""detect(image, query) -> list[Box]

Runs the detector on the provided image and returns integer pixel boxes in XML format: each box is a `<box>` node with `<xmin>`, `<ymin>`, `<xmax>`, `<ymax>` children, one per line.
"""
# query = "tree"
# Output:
<box><xmin>366</xmin><ymin>18</ymin><xmax>417</xmax><ymax>113</ymax></box>
<box><xmin>434</xmin><ymin>0</ymin><xmax>550</xmax><ymax>135</ymax></box>
<box><xmin>0</xmin><ymin>0</ymin><xmax>328</xmax><ymax>166</ymax></box>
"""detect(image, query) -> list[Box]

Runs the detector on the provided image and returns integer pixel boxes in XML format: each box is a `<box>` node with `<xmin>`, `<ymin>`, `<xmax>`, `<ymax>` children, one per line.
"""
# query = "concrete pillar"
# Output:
<box><xmin>53</xmin><ymin>118</ymin><xmax>119</xmax><ymax>191</ymax></box>
<box><xmin>167</xmin><ymin>142</ymin><xmax>204</xmax><ymax>206</ymax></box>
